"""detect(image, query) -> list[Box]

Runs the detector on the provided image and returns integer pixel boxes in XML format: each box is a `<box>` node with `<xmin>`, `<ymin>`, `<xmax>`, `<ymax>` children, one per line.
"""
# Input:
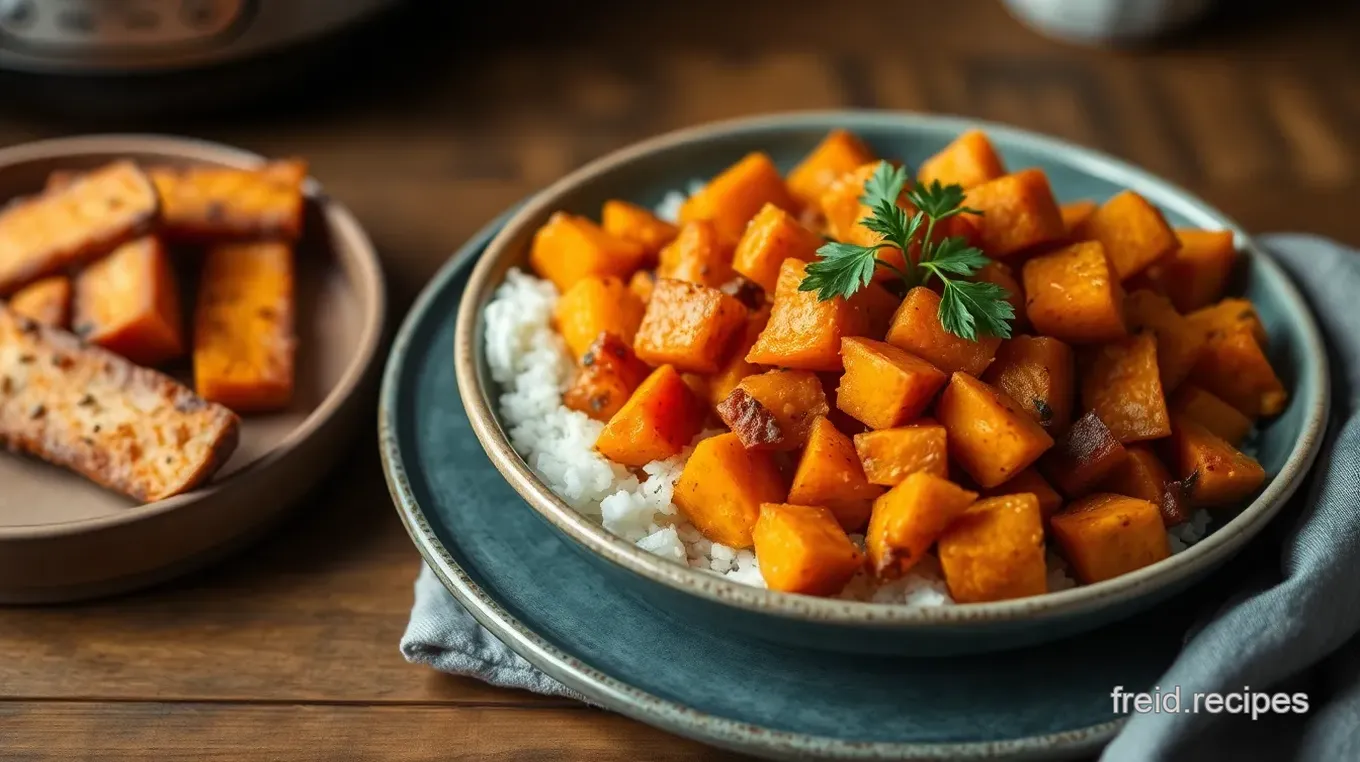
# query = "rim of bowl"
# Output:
<box><xmin>455</xmin><ymin>110</ymin><xmax>1330</xmax><ymax>628</ymax></box>
<box><xmin>0</xmin><ymin>134</ymin><xmax>388</xmax><ymax>540</ymax></box>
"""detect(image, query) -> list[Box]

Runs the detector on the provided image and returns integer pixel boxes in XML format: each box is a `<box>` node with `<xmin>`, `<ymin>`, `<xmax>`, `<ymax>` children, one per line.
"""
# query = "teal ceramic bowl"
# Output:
<box><xmin>454</xmin><ymin>111</ymin><xmax>1329</xmax><ymax>656</ymax></box>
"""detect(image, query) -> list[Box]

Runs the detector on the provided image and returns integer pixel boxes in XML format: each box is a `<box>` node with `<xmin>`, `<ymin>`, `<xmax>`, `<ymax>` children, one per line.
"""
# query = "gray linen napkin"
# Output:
<box><xmin>401</xmin><ymin>234</ymin><xmax>1360</xmax><ymax>760</ymax></box>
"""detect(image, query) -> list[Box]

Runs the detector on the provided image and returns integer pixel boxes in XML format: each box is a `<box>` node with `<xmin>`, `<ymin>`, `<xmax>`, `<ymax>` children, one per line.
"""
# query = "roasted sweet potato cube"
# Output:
<box><xmin>657</xmin><ymin>220</ymin><xmax>736</xmax><ymax>288</ymax></box>
<box><xmin>1041</xmin><ymin>411</ymin><xmax>1129</xmax><ymax>498</ymax></box>
<box><xmin>1100</xmin><ymin>445</ymin><xmax>1189</xmax><ymax>527</ymax></box>
<box><xmin>854</xmin><ymin>423</ymin><xmax>948</xmax><ymax>486</ymax></box>
<box><xmin>885</xmin><ymin>287</ymin><xmax>1001</xmax><ymax>376</ymax></box>
<box><xmin>746</xmin><ymin>259</ymin><xmax>869</xmax><ymax>371</ymax></box>
<box><xmin>554</xmin><ymin>275</ymin><xmax>646</xmax><ymax>361</ymax></box>
<box><xmin>719</xmin><ymin>370</ymin><xmax>828</xmax><ymax>451</ymax></box>
<box><xmin>983</xmin><ymin>467</ymin><xmax>1063</xmax><ymax>519</ymax></box>
<box><xmin>634</xmin><ymin>279</ymin><xmax>747</xmax><ymax>374</ymax></box>
<box><xmin>1170</xmin><ymin>384</ymin><xmax>1252</xmax><ymax>446</ymax></box>
<box><xmin>1023</xmin><ymin>241</ymin><xmax>1127</xmax><ymax>344</ymax></box>
<box><xmin>563</xmin><ymin>333</ymin><xmax>653</xmax><ymax>421</ymax></box>
<box><xmin>75</xmin><ymin>237</ymin><xmax>184</xmax><ymax>367</ymax></box>
<box><xmin>595</xmin><ymin>365</ymin><xmax>705</xmax><ymax>466</ymax></box>
<box><xmin>848</xmin><ymin>282</ymin><xmax>899</xmax><ymax>340</ymax></box>
<box><xmin>819</xmin><ymin>162</ymin><xmax>885</xmax><ymax>248</ymax></box>
<box><xmin>981</xmin><ymin>335</ymin><xmax>1075</xmax><ymax>434</ymax></box>
<box><xmin>754</xmin><ymin>503</ymin><xmax>864</xmax><ymax>596</ymax></box>
<box><xmin>1060</xmin><ymin>200</ymin><xmax>1098</xmax><ymax>238</ymax></box>
<box><xmin>1081</xmin><ymin>332</ymin><xmax>1171</xmax><ymax>442</ymax></box>
<box><xmin>787</xmin><ymin>129</ymin><xmax>875</xmax><ymax>209</ymax></box>
<box><xmin>601</xmin><ymin>199</ymin><xmax>679</xmax><ymax>260</ymax></box>
<box><xmin>937</xmin><ymin>493</ymin><xmax>1047</xmax><ymax>602</ymax></box>
<box><xmin>673</xmin><ymin>432</ymin><xmax>787</xmax><ymax>548</ymax></box>
<box><xmin>149</xmin><ymin>160</ymin><xmax>306</xmax><ymax>242</ymax></box>
<box><xmin>1123</xmin><ymin>289</ymin><xmax>1206</xmax><ymax>391</ymax></box>
<box><xmin>1168</xmin><ymin>415</ymin><xmax>1266</xmax><ymax>507</ymax></box>
<box><xmin>1188</xmin><ymin>298</ymin><xmax>1269</xmax><ymax>349</ymax></box>
<box><xmin>866</xmin><ymin>472</ymin><xmax>977</xmax><ymax>578</ymax></box>
<box><xmin>972</xmin><ymin>261</ymin><xmax>1027</xmax><ymax>331</ymax></box>
<box><xmin>961</xmin><ymin>169</ymin><xmax>1066</xmax><ymax>258</ymax></box>
<box><xmin>530</xmin><ymin>212</ymin><xmax>648</xmax><ymax>293</ymax></box>
<box><xmin>628</xmin><ymin>269</ymin><xmax>655</xmax><ymax>304</ymax></box>
<box><xmin>1188</xmin><ymin>324</ymin><xmax>1286</xmax><ymax>418</ymax></box>
<box><xmin>732</xmin><ymin>203</ymin><xmax>823</xmax><ymax>292</ymax></box>
<box><xmin>8</xmin><ymin>275</ymin><xmax>71</xmax><ymax>328</ymax></box>
<box><xmin>1074</xmin><ymin>191</ymin><xmax>1178</xmax><ymax>280</ymax></box>
<box><xmin>704</xmin><ymin>307</ymin><xmax>768</xmax><ymax>407</ymax></box>
<box><xmin>917</xmin><ymin>130</ymin><xmax>1007</xmax><ymax>190</ymax></box>
<box><xmin>1050</xmin><ymin>494</ymin><xmax>1170</xmax><ymax>584</ymax></box>
<box><xmin>788</xmin><ymin>417</ymin><xmax>884</xmax><ymax>531</ymax></box>
<box><xmin>1151</xmin><ymin>230</ymin><xmax>1238</xmax><ymax>313</ymax></box>
<box><xmin>679</xmin><ymin>152</ymin><xmax>796</xmax><ymax>243</ymax></box>
<box><xmin>836</xmin><ymin>337</ymin><xmax>947</xmax><ymax>430</ymax></box>
<box><xmin>936</xmin><ymin>373</ymin><xmax>1054</xmax><ymax>489</ymax></box>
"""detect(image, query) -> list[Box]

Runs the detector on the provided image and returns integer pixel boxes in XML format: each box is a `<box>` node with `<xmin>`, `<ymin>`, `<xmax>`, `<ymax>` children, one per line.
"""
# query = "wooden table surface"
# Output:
<box><xmin>2</xmin><ymin>1</ymin><xmax>1359</xmax><ymax>759</ymax></box>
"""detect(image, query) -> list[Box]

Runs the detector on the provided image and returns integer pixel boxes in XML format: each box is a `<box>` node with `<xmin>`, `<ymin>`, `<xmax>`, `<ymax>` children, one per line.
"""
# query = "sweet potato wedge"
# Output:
<box><xmin>746</xmin><ymin>259</ymin><xmax>869</xmax><ymax>371</ymax></box>
<box><xmin>1100</xmin><ymin>444</ymin><xmax>1189</xmax><ymax>527</ymax></box>
<box><xmin>1123</xmin><ymin>289</ymin><xmax>1206</xmax><ymax>391</ymax></box>
<box><xmin>788</xmin><ymin>129</ymin><xmax>876</xmax><ymax>210</ymax></box>
<box><xmin>530</xmin><ymin>212</ymin><xmax>648</xmax><ymax>293</ymax></box>
<box><xmin>601</xmin><ymin>199</ymin><xmax>678</xmax><ymax>260</ymax></box>
<box><xmin>1023</xmin><ymin>240</ymin><xmax>1127</xmax><ymax>344</ymax></box>
<box><xmin>836</xmin><ymin>336</ymin><xmax>947</xmax><ymax>430</ymax></box>
<box><xmin>75</xmin><ymin>237</ymin><xmax>185</xmax><ymax>368</ymax></box>
<box><xmin>680</xmin><ymin>152</ymin><xmax>796</xmax><ymax>243</ymax></box>
<box><xmin>673</xmin><ymin>432</ymin><xmax>787</xmax><ymax>548</ymax></box>
<box><xmin>149</xmin><ymin>160</ymin><xmax>307</xmax><ymax>241</ymax></box>
<box><xmin>1041</xmin><ymin>410</ymin><xmax>1129</xmax><ymax>498</ymax></box>
<box><xmin>937</xmin><ymin>493</ymin><xmax>1047</xmax><ymax>602</ymax></box>
<box><xmin>1170</xmin><ymin>384</ymin><xmax>1252</xmax><ymax>446</ymax></box>
<box><xmin>853</xmin><ymin>422</ymin><xmax>949</xmax><ymax>486</ymax></box>
<box><xmin>1080</xmin><ymin>332</ymin><xmax>1171</xmax><ymax>442</ymax></box>
<box><xmin>657</xmin><ymin>220</ymin><xmax>736</xmax><ymax>288</ymax></box>
<box><xmin>981</xmin><ymin>335</ymin><xmax>1075</xmax><ymax>434</ymax></box>
<box><xmin>732</xmin><ymin>203</ymin><xmax>823</xmax><ymax>292</ymax></box>
<box><xmin>554</xmin><ymin>275</ymin><xmax>646</xmax><ymax>361</ymax></box>
<box><xmin>1073</xmin><ymin>190</ymin><xmax>1178</xmax><ymax>280</ymax></box>
<box><xmin>634</xmin><ymin>279</ymin><xmax>748</xmax><ymax>374</ymax></box>
<box><xmin>754</xmin><ymin>503</ymin><xmax>864</xmax><ymax>596</ymax></box>
<box><xmin>1050</xmin><ymin>493</ymin><xmax>1171</xmax><ymax>584</ymax></box>
<box><xmin>866</xmin><ymin>472</ymin><xmax>977</xmax><ymax>578</ymax></box>
<box><xmin>596</xmin><ymin>365</ymin><xmax>705</xmax><ymax>466</ymax></box>
<box><xmin>1167</xmin><ymin>415</ymin><xmax>1266</xmax><ymax>507</ymax></box>
<box><xmin>563</xmin><ymin>333</ymin><xmax>653</xmax><ymax>421</ymax></box>
<box><xmin>8</xmin><ymin>275</ymin><xmax>71</xmax><ymax>329</ymax></box>
<box><xmin>936</xmin><ymin>373</ymin><xmax>1054</xmax><ymax>489</ymax></box>
<box><xmin>917</xmin><ymin>130</ymin><xmax>1007</xmax><ymax>190</ymax></box>
<box><xmin>788</xmin><ymin>416</ymin><xmax>883</xmax><ymax>531</ymax></box>
<box><xmin>885</xmin><ymin>287</ymin><xmax>1001</xmax><ymax>376</ymax></box>
<box><xmin>961</xmin><ymin>169</ymin><xmax>1066</xmax><ymax>258</ymax></box>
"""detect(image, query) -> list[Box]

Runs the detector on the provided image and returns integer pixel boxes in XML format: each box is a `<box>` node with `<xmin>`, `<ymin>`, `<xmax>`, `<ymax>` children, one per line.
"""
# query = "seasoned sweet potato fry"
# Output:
<box><xmin>1123</xmin><ymin>289</ymin><xmax>1206</xmax><ymax>391</ymax></box>
<box><xmin>601</xmin><ymin>199</ymin><xmax>678</xmax><ymax>260</ymax></box>
<box><xmin>657</xmin><ymin>220</ymin><xmax>736</xmax><ymax>288</ymax></box>
<box><xmin>961</xmin><ymin>169</ymin><xmax>1066</xmax><ymax>258</ymax></box>
<box><xmin>1081</xmin><ymin>332</ymin><xmax>1171</xmax><ymax>442</ymax></box>
<box><xmin>192</xmin><ymin>241</ymin><xmax>294</xmax><ymax>411</ymax></box>
<box><xmin>1168</xmin><ymin>415</ymin><xmax>1266</xmax><ymax>507</ymax></box>
<box><xmin>885</xmin><ymin>287</ymin><xmax>1001</xmax><ymax>376</ymax></box>
<box><xmin>936</xmin><ymin>373</ymin><xmax>1054</xmax><ymax>488</ymax></box>
<box><xmin>854</xmin><ymin>421</ymin><xmax>949</xmax><ymax>486</ymax></box>
<box><xmin>680</xmin><ymin>152</ymin><xmax>796</xmax><ymax>243</ymax></box>
<box><xmin>1100</xmin><ymin>444</ymin><xmax>1189</xmax><ymax>527</ymax></box>
<box><xmin>836</xmin><ymin>337</ymin><xmax>947</xmax><ymax>430</ymax></box>
<box><xmin>596</xmin><ymin>365</ymin><xmax>705</xmax><ymax>466</ymax></box>
<box><xmin>917</xmin><ymin>130</ymin><xmax>1007</xmax><ymax>190</ymax></box>
<box><xmin>983</xmin><ymin>467</ymin><xmax>1063</xmax><ymax>519</ymax></box>
<box><xmin>1148</xmin><ymin>229</ymin><xmax>1238</xmax><ymax>313</ymax></box>
<box><xmin>1041</xmin><ymin>411</ymin><xmax>1128</xmax><ymax>498</ymax></box>
<box><xmin>1050</xmin><ymin>494</ymin><xmax>1170</xmax><ymax>584</ymax></box>
<box><xmin>937</xmin><ymin>493</ymin><xmax>1047</xmax><ymax>602</ymax></box>
<box><xmin>563</xmin><ymin>333</ymin><xmax>652</xmax><ymax>421</ymax></box>
<box><xmin>149</xmin><ymin>160</ymin><xmax>306</xmax><ymax>242</ymax></box>
<box><xmin>1170</xmin><ymin>384</ymin><xmax>1252</xmax><ymax>446</ymax></box>
<box><xmin>866</xmin><ymin>472</ymin><xmax>977</xmax><ymax>578</ymax></box>
<box><xmin>75</xmin><ymin>237</ymin><xmax>184</xmax><ymax>368</ymax></box>
<box><xmin>788</xmin><ymin>129</ymin><xmax>875</xmax><ymax>209</ymax></box>
<box><xmin>530</xmin><ymin>212</ymin><xmax>648</xmax><ymax>293</ymax></box>
<box><xmin>554</xmin><ymin>275</ymin><xmax>646</xmax><ymax>361</ymax></box>
<box><xmin>8</xmin><ymin>275</ymin><xmax>71</xmax><ymax>328</ymax></box>
<box><xmin>746</xmin><ymin>259</ymin><xmax>869</xmax><ymax>371</ymax></box>
<box><xmin>633</xmin><ymin>279</ymin><xmax>748</xmax><ymax>374</ymax></box>
<box><xmin>788</xmin><ymin>416</ymin><xmax>883</xmax><ymax>531</ymax></box>
<box><xmin>754</xmin><ymin>503</ymin><xmax>864</xmax><ymax>595</ymax></box>
<box><xmin>1023</xmin><ymin>241</ymin><xmax>1127</xmax><ymax>344</ymax></box>
<box><xmin>732</xmin><ymin>204</ymin><xmax>823</xmax><ymax>292</ymax></box>
<box><xmin>1073</xmin><ymin>190</ymin><xmax>1178</xmax><ymax>280</ymax></box>
<box><xmin>674</xmin><ymin>432</ymin><xmax>787</xmax><ymax>548</ymax></box>
<box><xmin>982</xmin><ymin>335</ymin><xmax>1075</xmax><ymax>434</ymax></box>
<box><xmin>0</xmin><ymin>160</ymin><xmax>158</xmax><ymax>295</ymax></box>
<box><xmin>721</xmin><ymin>370</ymin><xmax>828</xmax><ymax>450</ymax></box>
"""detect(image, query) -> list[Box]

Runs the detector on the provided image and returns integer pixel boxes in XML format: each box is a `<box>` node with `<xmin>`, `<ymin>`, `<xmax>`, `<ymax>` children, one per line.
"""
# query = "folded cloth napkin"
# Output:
<box><xmin>401</xmin><ymin>234</ymin><xmax>1360</xmax><ymax>761</ymax></box>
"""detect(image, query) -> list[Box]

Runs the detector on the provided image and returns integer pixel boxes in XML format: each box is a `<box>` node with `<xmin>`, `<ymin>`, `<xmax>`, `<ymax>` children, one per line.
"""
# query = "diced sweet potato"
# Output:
<box><xmin>1041</xmin><ymin>410</ymin><xmax>1129</xmax><ymax>498</ymax></box>
<box><xmin>1050</xmin><ymin>494</ymin><xmax>1171</xmax><ymax>584</ymax></box>
<box><xmin>705</xmin><ymin>307</ymin><xmax>769</xmax><ymax>408</ymax></box>
<box><xmin>192</xmin><ymin>241</ymin><xmax>295</xmax><ymax>412</ymax></box>
<box><xmin>853</xmin><ymin>422</ymin><xmax>949</xmax><ymax>486</ymax></box>
<box><xmin>981</xmin><ymin>335</ymin><xmax>1075</xmax><ymax>434</ymax></box>
<box><xmin>554</xmin><ymin>275</ymin><xmax>646</xmax><ymax>361</ymax></box>
<box><xmin>1023</xmin><ymin>241</ymin><xmax>1127</xmax><ymax>344</ymax></box>
<box><xmin>848</xmin><ymin>282</ymin><xmax>900</xmax><ymax>340</ymax></box>
<box><xmin>937</xmin><ymin>493</ymin><xmax>1047</xmax><ymax>602</ymax></box>
<box><xmin>1060</xmin><ymin>200</ymin><xmax>1098</xmax><ymax>238</ymax></box>
<box><xmin>596</xmin><ymin>365</ymin><xmax>705</xmax><ymax>466</ymax></box>
<box><xmin>719</xmin><ymin>370</ymin><xmax>828</xmax><ymax>451</ymax></box>
<box><xmin>149</xmin><ymin>160</ymin><xmax>306</xmax><ymax>242</ymax></box>
<box><xmin>836</xmin><ymin>337</ymin><xmax>947</xmax><ymax>430</ymax></box>
<box><xmin>1100</xmin><ymin>445</ymin><xmax>1189</xmax><ymax>527</ymax></box>
<box><xmin>8</xmin><ymin>275</ymin><xmax>71</xmax><ymax>328</ymax></box>
<box><xmin>1074</xmin><ymin>191</ymin><xmax>1177</xmax><ymax>280</ymax></box>
<box><xmin>1081</xmin><ymin>332</ymin><xmax>1171</xmax><ymax>442</ymax></box>
<box><xmin>788</xmin><ymin>416</ymin><xmax>884</xmax><ymax>531</ymax></box>
<box><xmin>866</xmin><ymin>472</ymin><xmax>977</xmax><ymax>578</ymax></box>
<box><xmin>961</xmin><ymin>169</ymin><xmax>1066</xmax><ymax>258</ymax></box>
<box><xmin>917</xmin><ymin>130</ymin><xmax>1007</xmax><ymax>190</ymax></box>
<box><xmin>673</xmin><ymin>432</ymin><xmax>787</xmax><ymax>548</ymax></box>
<box><xmin>983</xmin><ymin>467</ymin><xmax>1063</xmax><ymax>519</ymax></box>
<box><xmin>563</xmin><ymin>333</ymin><xmax>652</xmax><ymax>421</ymax></box>
<box><xmin>936</xmin><ymin>373</ymin><xmax>1054</xmax><ymax>488</ymax></box>
<box><xmin>885</xmin><ymin>287</ymin><xmax>1001</xmax><ymax>376</ymax></box>
<box><xmin>679</xmin><ymin>152</ymin><xmax>796</xmax><ymax>243</ymax></box>
<box><xmin>1188</xmin><ymin>298</ymin><xmax>1269</xmax><ymax>349</ymax></box>
<box><xmin>972</xmin><ymin>261</ymin><xmax>1026</xmax><ymax>331</ymax></box>
<box><xmin>1168</xmin><ymin>415</ymin><xmax>1266</xmax><ymax>507</ymax></box>
<box><xmin>1170</xmin><ymin>384</ymin><xmax>1252</xmax><ymax>446</ymax></box>
<box><xmin>1148</xmin><ymin>230</ymin><xmax>1238</xmax><ymax>313</ymax></box>
<box><xmin>819</xmin><ymin>162</ymin><xmax>886</xmax><ymax>248</ymax></box>
<box><xmin>530</xmin><ymin>212</ymin><xmax>648</xmax><ymax>293</ymax></box>
<box><xmin>633</xmin><ymin>279</ymin><xmax>747</xmax><ymax>374</ymax></box>
<box><xmin>746</xmin><ymin>259</ymin><xmax>869</xmax><ymax>371</ymax></box>
<box><xmin>657</xmin><ymin>220</ymin><xmax>736</xmax><ymax>288</ymax></box>
<box><xmin>75</xmin><ymin>237</ymin><xmax>184</xmax><ymax>368</ymax></box>
<box><xmin>602</xmin><ymin>199</ymin><xmax>678</xmax><ymax>259</ymax></box>
<box><xmin>628</xmin><ymin>270</ymin><xmax>655</xmax><ymax>304</ymax></box>
<box><xmin>754</xmin><ymin>503</ymin><xmax>864</xmax><ymax>596</ymax></box>
<box><xmin>731</xmin><ymin>203</ymin><xmax>823</xmax><ymax>292</ymax></box>
<box><xmin>788</xmin><ymin>129</ymin><xmax>875</xmax><ymax>209</ymax></box>
<box><xmin>1123</xmin><ymin>289</ymin><xmax>1206</xmax><ymax>391</ymax></box>
<box><xmin>1188</xmin><ymin>324</ymin><xmax>1286</xmax><ymax>418</ymax></box>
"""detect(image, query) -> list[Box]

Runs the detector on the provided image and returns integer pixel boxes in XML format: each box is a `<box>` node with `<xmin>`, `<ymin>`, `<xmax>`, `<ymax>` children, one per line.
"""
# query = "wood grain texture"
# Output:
<box><xmin>0</xmin><ymin>0</ymin><xmax>1357</xmax><ymax>759</ymax></box>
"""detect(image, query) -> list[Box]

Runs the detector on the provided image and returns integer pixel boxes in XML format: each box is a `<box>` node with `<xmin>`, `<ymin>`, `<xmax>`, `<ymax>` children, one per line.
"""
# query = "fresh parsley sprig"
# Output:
<box><xmin>798</xmin><ymin>161</ymin><xmax>1014</xmax><ymax>341</ymax></box>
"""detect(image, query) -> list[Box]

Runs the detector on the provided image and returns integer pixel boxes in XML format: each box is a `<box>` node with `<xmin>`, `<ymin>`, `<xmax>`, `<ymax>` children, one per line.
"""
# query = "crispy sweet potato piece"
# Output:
<box><xmin>149</xmin><ymin>160</ymin><xmax>306</xmax><ymax>242</ymax></box>
<box><xmin>1050</xmin><ymin>493</ymin><xmax>1171</xmax><ymax>584</ymax></box>
<box><xmin>853</xmin><ymin>421</ymin><xmax>949</xmax><ymax>486</ymax></box>
<box><xmin>1060</xmin><ymin>200</ymin><xmax>1098</xmax><ymax>238</ymax></box>
<box><xmin>75</xmin><ymin>237</ymin><xmax>184</xmax><ymax>368</ymax></box>
<box><xmin>836</xmin><ymin>337</ymin><xmax>947</xmax><ymax>430</ymax></box>
<box><xmin>982</xmin><ymin>335</ymin><xmax>1075</xmax><ymax>434</ymax></box>
<box><xmin>972</xmin><ymin>261</ymin><xmax>1027</xmax><ymax>331</ymax></box>
<box><xmin>0</xmin><ymin>161</ymin><xmax>158</xmax><ymax>295</ymax></box>
<box><xmin>936</xmin><ymin>373</ymin><xmax>1054</xmax><ymax>488</ymax></box>
<box><xmin>788</xmin><ymin>129</ymin><xmax>875</xmax><ymax>209</ymax></box>
<box><xmin>595</xmin><ymin>365</ymin><xmax>705</xmax><ymax>466</ymax></box>
<box><xmin>885</xmin><ymin>287</ymin><xmax>1001</xmax><ymax>376</ymax></box>
<box><xmin>1023</xmin><ymin>241</ymin><xmax>1127</xmax><ymax>344</ymax></box>
<box><xmin>1041</xmin><ymin>410</ymin><xmax>1128</xmax><ymax>498</ymax></box>
<box><xmin>865</xmin><ymin>472</ymin><xmax>977</xmax><ymax>578</ymax></box>
<box><xmin>731</xmin><ymin>203</ymin><xmax>823</xmax><ymax>292</ymax></box>
<box><xmin>1148</xmin><ymin>230</ymin><xmax>1238</xmax><ymax>313</ymax></box>
<box><xmin>1170</xmin><ymin>384</ymin><xmax>1252</xmax><ymax>446</ymax></box>
<box><xmin>554</xmin><ymin>275</ymin><xmax>646</xmax><ymax>361</ymax></box>
<box><xmin>1123</xmin><ymin>289</ymin><xmax>1206</xmax><ymax>391</ymax></box>
<box><xmin>1081</xmin><ymin>332</ymin><xmax>1171</xmax><ymax>442</ymax></box>
<box><xmin>717</xmin><ymin>388</ymin><xmax>782</xmax><ymax>450</ymax></box>
<box><xmin>937</xmin><ymin>493</ymin><xmax>1047</xmax><ymax>602</ymax></box>
<box><xmin>1188</xmin><ymin>323</ymin><xmax>1286</xmax><ymax>418</ymax></box>
<box><xmin>563</xmin><ymin>333</ymin><xmax>652</xmax><ymax>421</ymax></box>
<box><xmin>673</xmin><ymin>432</ymin><xmax>787</xmax><ymax>548</ymax></box>
<box><xmin>657</xmin><ymin>220</ymin><xmax>736</xmax><ymax>288</ymax></box>
<box><xmin>192</xmin><ymin>241</ymin><xmax>294</xmax><ymax>411</ymax></box>
<box><xmin>680</xmin><ymin>152</ymin><xmax>796</xmax><ymax>243</ymax></box>
<box><xmin>788</xmin><ymin>416</ymin><xmax>884</xmax><ymax>531</ymax></box>
<box><xmin>1168</xmin><ymin>415</ymin><xmax>1266</xmax><ymax>507</ymax></box>
<box><xmin>1074</xmin><ymin>191</ymin><xmax>1178</xmax><ymax>280</ymax></box>
<box><xmin>8</xmin><ymin>275</ymin><xmax>71</xmax><ymax>328</ymax></box>
<box><xmin>726</xmin><ymin>370</ymin><xmax>829</xmax><ymax>450</ymax></box>
<box><xmin>746</xmin><ymin>259</ymin><xmax>869</xmax><ymax>371</ymax></box>
<box><xmin>1188</xmin><ymin>298</ymin><xmax>1269</xmax><ymax>349</ymax></box>
<box><xmin>530</xmin><ymin>212</ymin><xmax>647</xmax><ymax>293</ymax></box>
<box><xmin>706</xmin><ymin>307</ymin><xmax>769</xmax><ymax>409</ymax></box>
<box><xmin>633</xmin><ymin>279</ymin><xmax>747</xmax><ymax>374</ymax></box>
<box><xmin>754</xmin><ymin>503</ymin><xmax>864</xmax><ymax>596</ymax></box>
<box><xmin>1100</xmin><ymin>444</ymin><xmax>1189</xmax><ymax>527</ymax></box>
<box><xmin>983</xmin><ymin>467</ymin><xmax>1063</xmax><ymax>519</ymax></box>
<box><xmin>601</xmin><ymin>199</ymin><xmax>678</xmax><ymax>260</ymax></box>
<box><xmin>917</xmin><ymin>130</ymin><xmax>1007</xmax><ymax>190</ymax></box>
<box><xmin>961</xmin><ymin>169</ymin><xmax>1065</xmax><ymax>258</ymax></box>
<box><xmin>627</xmin><ymin>269</ymin><xmax>655</xmax><ymax>304</ymax></box>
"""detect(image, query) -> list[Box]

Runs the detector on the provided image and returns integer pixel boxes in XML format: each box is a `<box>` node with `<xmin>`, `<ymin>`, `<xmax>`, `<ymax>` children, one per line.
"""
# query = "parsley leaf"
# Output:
<box><xmin>921</xmin><ymin>236</ymin><xmax>990</xmax><ymax>277</ymax></box>
<box><xmin>939</xmin><ymin>280</ymin><xmax>1015</xmax><ymax>341</ymax></box>
<box><xmin>799</xmin><ymin>241</ymin><xmax>880</xmax><ymax>301</ymax></box>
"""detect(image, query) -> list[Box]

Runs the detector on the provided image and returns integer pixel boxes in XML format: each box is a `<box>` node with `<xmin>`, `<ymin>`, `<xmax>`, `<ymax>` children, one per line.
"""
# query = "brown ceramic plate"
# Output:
<box><xmin>0</xmin><ymin>135</ymin><xmax>386</xmax><ymax>603</ymax></box>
